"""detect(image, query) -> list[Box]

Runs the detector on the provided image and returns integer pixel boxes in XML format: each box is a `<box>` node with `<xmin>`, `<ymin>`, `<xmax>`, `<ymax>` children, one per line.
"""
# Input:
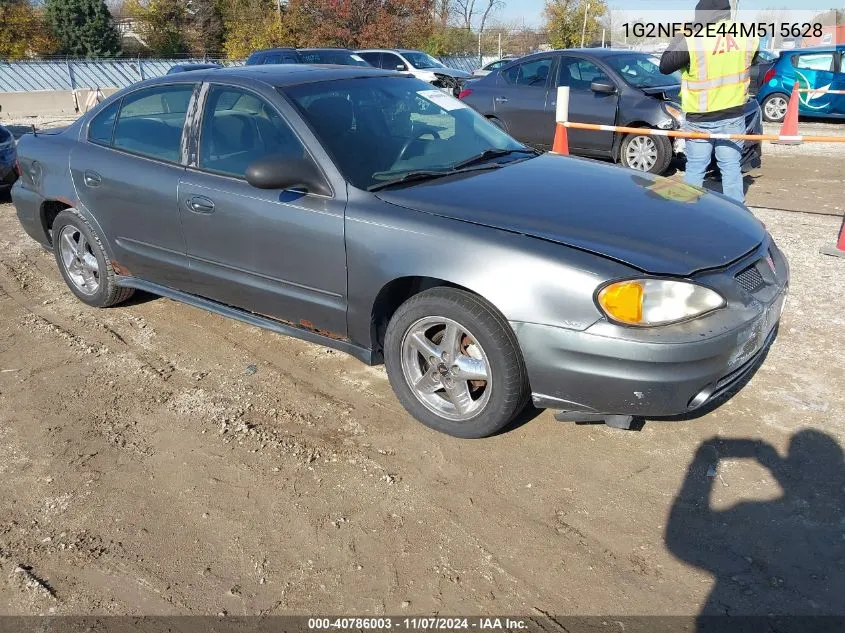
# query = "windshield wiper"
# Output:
<box><xmin>453</xmin><ymin>148</ymin><xmax>539</xmax><ymax>170</ymax></box>
<box><xmin>367</xmin><ymin>164</ymin><xmax>502</xmax><ymax>192</ymax></box>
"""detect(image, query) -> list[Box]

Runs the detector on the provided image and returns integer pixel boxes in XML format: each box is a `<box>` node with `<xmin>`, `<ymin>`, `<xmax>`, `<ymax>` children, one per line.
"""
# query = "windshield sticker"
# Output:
<box><xmin>417</xmin><ymin>89</ymin><xmax>468</xmax><ymax>111</ymax></box>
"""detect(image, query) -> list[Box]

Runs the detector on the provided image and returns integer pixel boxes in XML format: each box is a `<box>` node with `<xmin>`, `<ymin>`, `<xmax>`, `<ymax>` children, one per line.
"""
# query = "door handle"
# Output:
<box><xmin>186</xmin><ymin>196</ymin><xmax>215</xmax><ymax>214</ymax></box>
<box><xmin>494</xmin><ymin>96</ymin><xmax>509</xmax><ymax>103</ymax></box>
<box><xmin>83</xmin><ymin>170</ymin><xmax>102</xmax><ymax>187</ymax></box>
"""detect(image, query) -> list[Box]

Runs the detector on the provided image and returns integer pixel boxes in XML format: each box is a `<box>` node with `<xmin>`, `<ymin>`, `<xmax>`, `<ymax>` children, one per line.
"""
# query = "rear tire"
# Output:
<box><xmin>761</xmin><ymin>93</ymin><xmax>789</xmax><ymax>123</ymax></box>
<box><xmin>384</xmin><ymin>288</ymin><xmax>529</xmax><ymax>438</ymax></box>
<box><xmin>52</xmin><ymin>208</ymin><xmax>134</xmax><ymax>308</ymax></box>
<box><xmin>620</xmin><ymin>133</ymin><xmax>672</xmax><ymax>175</ymax></box>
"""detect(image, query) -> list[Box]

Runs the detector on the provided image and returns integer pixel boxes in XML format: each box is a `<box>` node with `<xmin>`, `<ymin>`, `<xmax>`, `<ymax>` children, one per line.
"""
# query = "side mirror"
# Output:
<box><xmin>591</xmin><ymin>80</ymin><xmax>617</xmax><ymax>94</ymax></box>
<box><xmin>245</xmin><ymin>155</ymin><xmax>330</xmax><ymax>196</ymax></box>
<box><xmin>396</xmin><ymin>63</ymin><xmax>408</xmax><ymax>71</ymax></box>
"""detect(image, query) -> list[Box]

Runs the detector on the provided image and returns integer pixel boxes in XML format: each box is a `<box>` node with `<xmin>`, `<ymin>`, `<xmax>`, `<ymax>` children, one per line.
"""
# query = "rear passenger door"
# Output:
<box><xmin>70</xmin><ymin>83</ymin><xmax>196</xmax><ymax>286</ymax></box>
<box><xmin>493</xmin><ymin>56</ymin><xmax>555</xmax><ymax>147</ymax></box>
<box><xmin>177</xmin><ymin>84</ymin><xmax>348</xmax><ymax>336</ymax></box>
<box><xmin>357</xmin><ymin>52</ymin><xmax>382</xmax><ymax>68</ymax></box>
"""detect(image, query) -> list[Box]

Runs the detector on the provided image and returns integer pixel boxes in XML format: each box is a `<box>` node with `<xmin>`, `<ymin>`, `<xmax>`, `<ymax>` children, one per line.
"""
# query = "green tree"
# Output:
<box><xmin>186</xmin><ymin>0</ymin><xmax>224</xmax><ymax>57</ymax></box>
<box><xmin>543</xmin><ymin>0</ymin><xmax>607</xmax><ymax>49</ymax></box>
<box><xmin>127</xmin><ymin>0</ymin><xmax>188</xmax><ymax>57</ymax></box>
<box><xmin>0</xmin><ymin>0</ymin><xmax>56</xmax><ymax>59</ymax></box>
<box><xmin>45</xmin><ymin>0</ymin><xmax>121</xmax><ymax>57</ymax></box>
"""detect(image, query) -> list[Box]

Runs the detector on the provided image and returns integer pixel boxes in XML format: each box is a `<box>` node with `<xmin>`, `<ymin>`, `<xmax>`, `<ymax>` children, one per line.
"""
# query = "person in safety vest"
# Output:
<box><xmin>660</xmin><ymin>0</ymin><xmax>759</xmax><ymax>204</ymax></box>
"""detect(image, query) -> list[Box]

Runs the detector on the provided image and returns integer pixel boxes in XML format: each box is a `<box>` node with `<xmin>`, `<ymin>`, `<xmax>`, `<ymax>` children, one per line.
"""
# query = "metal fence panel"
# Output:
<box><xmin>0</xmin><ymin>58</ymin><xmax>243</xmax><ymax>92</ymax></box>
<box><xmin>0</xmin><ymin>56</ymin><xmax>487</xmax><ymax>92</ymax></box>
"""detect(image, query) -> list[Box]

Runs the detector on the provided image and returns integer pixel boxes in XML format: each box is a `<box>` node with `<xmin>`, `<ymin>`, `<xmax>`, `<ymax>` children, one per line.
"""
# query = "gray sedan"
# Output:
<box><xmin>11</xmin><ymin>65</ymin><xmax>788</xmax><ymax>438</ymax></box>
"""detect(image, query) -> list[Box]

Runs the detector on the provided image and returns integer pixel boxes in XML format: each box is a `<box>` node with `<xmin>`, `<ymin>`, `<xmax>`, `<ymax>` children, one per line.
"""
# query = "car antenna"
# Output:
<box><xmin>31</xmin><ymin>124</ymin><xmax>37</xmax><ymax>137</ymax></box>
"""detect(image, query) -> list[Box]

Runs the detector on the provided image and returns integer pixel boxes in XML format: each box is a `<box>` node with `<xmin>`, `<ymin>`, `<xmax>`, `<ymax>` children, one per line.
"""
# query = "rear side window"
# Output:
<box><xmin>792</xmin><ymin>53</ymin><xmax>835</xmax><ymax>71</ymax></box>
<box><xmin>112</xmin><ymin>85</ymin><xmax>194</xmax><ymax>163</ymax></box>
<box><xmin>502</xmin><ymin>57</ymin><xmax>552</xmax><ymax>86</ymax></box>
<box><xmin>198</xmin><ymin>86</ymin><xmax>305</xmax><ymax>179</ymax></box>
<box><xmin>88</xmin><ymin>100</ymin><xmax>119</xmax><ymax>145</ymax></box>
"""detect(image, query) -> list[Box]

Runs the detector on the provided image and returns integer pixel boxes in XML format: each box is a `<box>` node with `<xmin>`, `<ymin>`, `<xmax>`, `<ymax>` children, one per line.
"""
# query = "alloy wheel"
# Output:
<box><xmin>400</xmin><ymin>316</ymin><xmax>492</xmax><ymax>422</ymax></box>
<box><xmin>59</xmin><ymin>225</ymin><xmax>100</xmax><ymax>295</ymax></box>
<box><xmin>764</xmin><ymin>96</ymin><xmax>788</xmax><ymax>122</ymax></box>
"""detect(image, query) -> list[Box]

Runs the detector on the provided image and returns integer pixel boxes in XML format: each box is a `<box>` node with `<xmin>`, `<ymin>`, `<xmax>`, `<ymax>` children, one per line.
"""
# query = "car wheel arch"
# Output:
<box><xmin>612</xmin><ymin>120</ymin><xmax>653</xmax><ymax>162</ymax></box>
<box><xmin>369</xmin><ymin>276</ymin><xmax>511</xmax><ymax>364</ymax></box>
<box><xmin>40</xmin><ymin>200</ymin><xmax>115</xmax><ymax>261</ymax></box>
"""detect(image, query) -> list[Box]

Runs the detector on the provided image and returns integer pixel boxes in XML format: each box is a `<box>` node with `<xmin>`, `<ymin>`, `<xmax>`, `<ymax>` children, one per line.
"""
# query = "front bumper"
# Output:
<box><xmin>514</xmin><ymin>243</ymin><xmax>788</xmax><ymax>417</ymax></box>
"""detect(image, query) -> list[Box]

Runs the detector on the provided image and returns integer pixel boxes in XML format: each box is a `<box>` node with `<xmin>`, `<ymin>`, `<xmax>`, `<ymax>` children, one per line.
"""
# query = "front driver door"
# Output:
<box><xmin>177</xmin><ymin>84</ymin><xmax>347</xmax><ymax>336</ymax></box>
<box><xmin>493</xmin><ymin>56</ymin><xmax>556</xmax><ymax>147</ymax></box>
<box><xmin>552</xmin><ymin>56</ymin><xmax>617</xmax><ymax>154</ymax></box>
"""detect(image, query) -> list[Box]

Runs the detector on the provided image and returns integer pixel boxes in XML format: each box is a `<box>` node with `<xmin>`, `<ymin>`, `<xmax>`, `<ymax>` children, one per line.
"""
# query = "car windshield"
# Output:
<box><xmin>605</xmin><ymin>53</ymin><xmax>680</xmax><ymax>88</ymax></box>
<box><xmin>298</xmin><ymin>50</ymin><xmax>371</xmax><ymax>67</ymax></box>
<box><xmin>283</xmin><ymin>76</ymin><xmax>529</xmax><ymax>190</ymax></box>
<box><xmin>403</xmin><ymin>51</ymin><xmax>446</xmax><ymax>69</ymax></box>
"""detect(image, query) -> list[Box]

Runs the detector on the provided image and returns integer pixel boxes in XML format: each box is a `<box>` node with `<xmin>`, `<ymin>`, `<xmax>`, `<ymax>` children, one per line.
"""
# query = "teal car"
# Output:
<box><xmin>756</xmin><ymin>45</ymin><xmax>845</xmax><ymax>123</ymax></box>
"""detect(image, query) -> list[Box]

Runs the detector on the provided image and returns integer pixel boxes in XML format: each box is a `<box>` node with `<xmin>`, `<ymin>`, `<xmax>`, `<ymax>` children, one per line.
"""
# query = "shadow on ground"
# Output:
<box><xmin>666</xmin><ymin>429</ymin><xmax>845</xmax><ymax>630</ymax></box>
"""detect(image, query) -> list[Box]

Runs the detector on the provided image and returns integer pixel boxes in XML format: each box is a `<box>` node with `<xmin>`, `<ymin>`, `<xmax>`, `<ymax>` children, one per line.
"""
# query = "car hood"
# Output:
<box><xmin>375</xmin><ymin>155</ymin><xmax>766</xmax><ymax>276</ymax></box>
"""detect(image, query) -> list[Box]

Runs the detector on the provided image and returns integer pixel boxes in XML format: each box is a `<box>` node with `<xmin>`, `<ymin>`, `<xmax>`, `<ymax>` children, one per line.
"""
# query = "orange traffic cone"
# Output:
<box><xmin>551</xmin><ymin>123</ymin><xmax>569</xmax><ymax>155</ymax></box>
<box><xmin>820</xmin><ymin>214</ymin><xmax>845</xmax><ymax>259</ymax></box>
<box><xmin>776</xmin><ymin>83</ymin><xmax>800</xmax><ymax>144</ymax></box>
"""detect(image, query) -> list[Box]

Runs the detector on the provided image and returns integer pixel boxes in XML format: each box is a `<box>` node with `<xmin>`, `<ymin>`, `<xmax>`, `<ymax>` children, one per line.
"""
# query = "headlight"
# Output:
<box><xmin>662</xmin><ymin>103</ymin><xmax>684</xmax><ymax>127</ymax></box>
<box><xmin>597</xmin><ymin>279</ymin><xmax>725</xmax><ymax>326</ymax></box>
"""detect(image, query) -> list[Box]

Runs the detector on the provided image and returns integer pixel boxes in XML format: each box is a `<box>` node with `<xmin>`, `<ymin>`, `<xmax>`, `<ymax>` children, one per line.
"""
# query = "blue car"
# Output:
<box><xmin>756</xmin><ymin>45</ymin><xmax>845</xmax><ymax>123</ymax></box>
<box><xmin>0</xmin><ymin>124</ymin><xmax>17</xmax><ymax>193</ymax></box>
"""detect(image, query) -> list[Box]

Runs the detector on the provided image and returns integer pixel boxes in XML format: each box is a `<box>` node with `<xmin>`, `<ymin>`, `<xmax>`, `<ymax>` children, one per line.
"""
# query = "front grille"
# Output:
<box><xmin>735</xmin><ymin>264</ymin><xmax>765</xmax><ymax>294</ymax></box>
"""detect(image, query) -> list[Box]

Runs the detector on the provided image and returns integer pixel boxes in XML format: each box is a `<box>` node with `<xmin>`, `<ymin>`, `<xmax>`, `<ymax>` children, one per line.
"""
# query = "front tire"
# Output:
<box><xmin>761</xmin><ymin>93</ymin><xmax>789</xmax><ymax>123</ymax></box>
<box><xmin>620</xmin><ymin>133</ymin><xmax>672</xmax><ymax>175</ymax></box>
<box><xmin>52</xmin><ymin>208</ymin><xmax>134</xmax><ymax>308</ymax></box>
<box><xmin>384</xmin><ymin>288</ymin><xmax>529</xmax><ymax>438</ymax></box>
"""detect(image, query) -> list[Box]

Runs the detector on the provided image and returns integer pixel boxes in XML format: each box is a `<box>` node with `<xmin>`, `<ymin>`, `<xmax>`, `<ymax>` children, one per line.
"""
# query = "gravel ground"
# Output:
<box><xmin>0</xmin><ymin>192</ymin><xmax>843</xmax><ymax>618</ymax></box>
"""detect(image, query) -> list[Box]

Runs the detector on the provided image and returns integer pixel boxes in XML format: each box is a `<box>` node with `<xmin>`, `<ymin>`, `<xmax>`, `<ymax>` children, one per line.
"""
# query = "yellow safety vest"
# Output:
<box><xmin>682</xmin><ymin>20</ymin><xmax>758</xmax><ymax>114</ymax></box>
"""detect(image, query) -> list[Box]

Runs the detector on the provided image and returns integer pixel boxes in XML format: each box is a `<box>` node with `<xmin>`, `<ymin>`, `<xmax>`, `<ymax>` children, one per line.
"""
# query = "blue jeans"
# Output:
<box><xmin>683</xmin><ymin>115</ymin><xmax>746</xmax><ymax>204</ymax></box>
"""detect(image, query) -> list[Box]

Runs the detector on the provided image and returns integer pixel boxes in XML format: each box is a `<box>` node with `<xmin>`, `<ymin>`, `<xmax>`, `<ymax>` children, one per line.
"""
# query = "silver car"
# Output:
<box><xmin>11</xmin><ymin>65</ymin><xmax>788</xmax><ymax>438</ymax></box>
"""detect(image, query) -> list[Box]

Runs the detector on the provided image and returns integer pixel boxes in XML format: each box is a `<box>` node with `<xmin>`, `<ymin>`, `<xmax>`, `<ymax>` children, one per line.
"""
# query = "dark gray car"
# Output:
<box><xmin>11</xmin><ymin>65</ymin><xmax>788</xmax><ymax>438</ymax></box>
<box><xmin>459</xmin><ymin>49</ymin><xmax>762</xmax><ymax>175</ymax></box>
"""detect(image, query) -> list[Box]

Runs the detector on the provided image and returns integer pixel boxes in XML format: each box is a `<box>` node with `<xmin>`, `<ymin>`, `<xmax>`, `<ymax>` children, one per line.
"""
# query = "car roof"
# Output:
<box><xmin>148</xmin><ymin>64</ymin><xmax>399</xmax><ymax>87</ymax></box>
<box><xmin>780</xmin><ymin>45</ymin><xmax>845</xmax><ymax>54</ymax></box>
<box><xmin>250</xmin><ymin>47</ymin><xmax>298</xmax><ymax>54</ymax></box>
<box><xmin>298</xmin><ymin>47</ymin><xmax>355</xmax><ymax>52</ymax></box>
<box><xmin>356</xmin><ymin>48</ymin><xmax>423</xmax><ymax>54</ymax></box>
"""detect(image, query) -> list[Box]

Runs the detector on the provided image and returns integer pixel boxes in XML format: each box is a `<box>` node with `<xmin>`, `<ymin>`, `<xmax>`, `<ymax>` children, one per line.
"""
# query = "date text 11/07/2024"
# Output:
<box><xmin>622</xmin><ymin>22</ymin><xmax>825</xmax><ymax>40</ymax></box>
<box><xmin>307</xmin><ymin>618</ymin><xmax>528</xmax><ymax>630</ymax></box>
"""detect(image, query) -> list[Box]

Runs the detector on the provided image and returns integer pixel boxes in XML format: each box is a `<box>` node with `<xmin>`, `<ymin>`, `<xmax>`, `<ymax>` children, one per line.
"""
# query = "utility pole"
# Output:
<box><xmin>498</xmin><ymin>32</ymin><xmax>502</xmax><ymax>59</ymax></box>
<box><xmin>478</xmin><ymin>30</ymin><xmax>482</xmax><ymax>65</ymax></box>
<box><xmin>581</xmin><ymin>2</ymin><xmax>590</xmax><ymax>48</ymax></box>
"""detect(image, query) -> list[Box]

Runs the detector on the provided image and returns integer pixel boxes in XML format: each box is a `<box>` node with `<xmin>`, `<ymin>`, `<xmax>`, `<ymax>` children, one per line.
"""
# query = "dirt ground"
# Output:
<box><xmin>1</xmin><ymin>115</ymin><xmax>844</xmax><ymax>620</ymax></box>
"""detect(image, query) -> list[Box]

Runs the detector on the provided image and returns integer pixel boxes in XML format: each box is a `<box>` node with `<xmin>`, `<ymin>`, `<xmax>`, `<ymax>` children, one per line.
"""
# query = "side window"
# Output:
<box><xmin>358</xmin><ymin>52</ymin><xmax>381</xmax><ymax>67</ymax></box>
<box><xmin>199</xmin><ymin>86</ymin><xmax>305</xmax><ymax>179</ymax></box>
<box><xmin>88</xmin><ymin>100</ymin><xmax>119</xmax><ymax>145</ymax></box>
<box><xmin>381</xmin><ymin>53</ymin><xmax>405</xmax><ymax>70</ymax></box>
<box><xmin>793</xmin><ymin>53</ymin><xmax>835</xmax><ymax>71</ymax></box>
<box><xmin>112</xmin><ymin>85</ymin><xmax>194</xmax><ymax>162</ymax></box>
<box><xmin>264</xmin><ymin>54</ymin><xmax>282</xmax><ymax>64</ymax></box>
<box><xmin>503</xmin><ymin>58</ymin><xmax>552</xmax><ymax>86</ymax></box>
<box><xmin>558</xmin><ymin>58</ymin><xmax>609</xmax><ymax>90</ymax></box>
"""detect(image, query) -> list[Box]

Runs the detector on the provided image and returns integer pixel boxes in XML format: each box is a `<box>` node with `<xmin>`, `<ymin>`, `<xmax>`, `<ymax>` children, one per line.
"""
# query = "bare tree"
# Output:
<box><xmin>452</xmin><ymin>0</ymin><xmax>503</xmax><ymax>32</ymax></box>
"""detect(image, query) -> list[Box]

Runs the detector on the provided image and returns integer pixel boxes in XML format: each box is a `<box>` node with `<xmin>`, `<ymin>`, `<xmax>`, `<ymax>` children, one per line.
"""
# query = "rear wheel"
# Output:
<box><xmin>761</xmin><ymin>93</ymin><xmax>789</xmax><ymax>123</ymax></box>
<box><xmin>620</xmin><ymin>133</ymin><xmax>672</xmax><ymax>175</ymax></box>
<box><xmin>52</xmin><ymin>208</ymin><xmax>134</xmax><ymax>308</ymax></box>
<box><xmin>384</xmin><ymin>288</ymin><xmax>529</xmax><ymax>438</ymax></box>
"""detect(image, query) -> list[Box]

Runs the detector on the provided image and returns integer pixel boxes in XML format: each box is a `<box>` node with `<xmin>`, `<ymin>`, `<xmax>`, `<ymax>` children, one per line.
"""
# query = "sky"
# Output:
<box><xmin>497</xmin><ymin>0</ymin><xmax>843</xmax><ymax>27</ymax></box>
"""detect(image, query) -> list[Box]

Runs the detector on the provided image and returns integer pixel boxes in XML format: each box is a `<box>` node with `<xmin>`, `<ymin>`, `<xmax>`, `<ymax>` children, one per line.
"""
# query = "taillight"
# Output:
<box><xmin>763</xmin><ymin>67</ymin><xmax>776</xmax><ymax>84</ymax></box>
<box><xmin>458</xmin><ymin>88</ymin><xmax>473</xmax><ymax>100</ymax></box>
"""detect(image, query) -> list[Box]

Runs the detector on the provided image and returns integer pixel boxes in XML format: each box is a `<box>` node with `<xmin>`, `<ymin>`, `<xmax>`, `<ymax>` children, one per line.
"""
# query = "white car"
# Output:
<box><xmin>472</xmin><ymin>56</ymin><xmax>519</xmax><ymax>77</ymax></box>
<box><xmin>356</xmin><ymin>49</ymin><xmax>471</xmax><ymax>95</ymax></box>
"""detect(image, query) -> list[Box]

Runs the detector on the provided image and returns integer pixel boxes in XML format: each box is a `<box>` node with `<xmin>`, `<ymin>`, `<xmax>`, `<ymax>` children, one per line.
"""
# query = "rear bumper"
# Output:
<box><xmin>11</xmin><ymin>180</ymin><xmax>50</xmax><ymax>248</ymax></box>
<box><xmin>0</xmin><ymin>163</ymin><xmax>16</xmax><ymax>189</ymax></box>
<box><xmin>513</xmin><ymin>286</ymin><xmax>787</xmax><ymax>417</ymax></box>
